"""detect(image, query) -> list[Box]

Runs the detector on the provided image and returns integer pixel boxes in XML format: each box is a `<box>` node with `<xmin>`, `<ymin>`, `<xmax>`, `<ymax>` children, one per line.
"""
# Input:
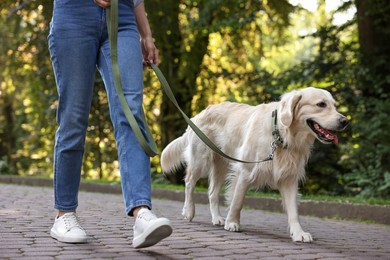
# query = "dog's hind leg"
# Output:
<box><xmin>278</xmin><ymin>180</ymin><xmax>313</xmax><ymax>243</ymax></box>
<box><xmin>224</xmin><ymin>174</ymin><xmax>251</xmax><ymax>232</ymax></box>
<box><xmin>208</xmin><ymin>158</ymin><xmax>227</xmax><ymax>226</ymax></box>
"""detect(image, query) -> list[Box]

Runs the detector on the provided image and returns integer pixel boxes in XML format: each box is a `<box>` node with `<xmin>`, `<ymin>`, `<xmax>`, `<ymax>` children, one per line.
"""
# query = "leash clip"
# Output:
<box><xmin>268</xmin><ymin>141</ymin><xmax>278</xmax><ymax>160</ymax></box>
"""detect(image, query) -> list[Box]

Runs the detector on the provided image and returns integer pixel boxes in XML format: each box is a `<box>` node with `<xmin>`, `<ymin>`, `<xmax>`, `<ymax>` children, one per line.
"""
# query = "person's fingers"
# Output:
<box><xmin>152</xmin><ymin>48</ymin><xmax>159</xmax><ymax>66</ymax></box>
<box><xmin>146</xmin><ymin>43</ymin><xmax>159</xmax><ymax>66</ymax></box>
<box><xmin>141</xmin><ymin>43</ymin><xmax>149</xmax><ymax>68</ymax></box>
<box><xmin>141</xmin><ymin>39</ymin><xmax>159</xmax><ymax>67</ymax></box>
<box><xmin>94</xmin><ymin>0</ymin><xmax>111</xmax><ymax>8</ymax></box>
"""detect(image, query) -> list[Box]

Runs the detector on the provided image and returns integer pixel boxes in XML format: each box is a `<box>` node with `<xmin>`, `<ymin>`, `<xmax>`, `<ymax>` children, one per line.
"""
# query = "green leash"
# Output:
<box><xmin>106</xmin><ymin>0</ymin><xmax>278</xmax><ymax>163</ymax></box>
<box><xmin>147</xmin><ymin>61</ymin><xmax>278</xmax><ymax>164</ymax></box>
<box><xmin>106</xmin><ymin>0</ymin><xmax>158</xmax><ymax>156</ymax></box>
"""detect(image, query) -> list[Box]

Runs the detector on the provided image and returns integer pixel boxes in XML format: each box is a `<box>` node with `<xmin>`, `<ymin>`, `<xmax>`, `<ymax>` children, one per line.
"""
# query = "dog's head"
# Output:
<box><xmin>279</xmin><ymin>87</ymin><xmax>349</xmax><ymax>145</ymax></box>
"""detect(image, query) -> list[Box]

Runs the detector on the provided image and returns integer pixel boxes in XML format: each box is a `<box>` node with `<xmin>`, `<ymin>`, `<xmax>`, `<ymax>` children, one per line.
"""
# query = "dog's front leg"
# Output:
<box><xmin>279</xmin><ymin>181</ymin><xmax>313</xmax><ymax>243</ymax></box>
<box><xmin>224</xmin><ymin>174</ymin><xmax>250</xmax><ymax>232</ymax></box>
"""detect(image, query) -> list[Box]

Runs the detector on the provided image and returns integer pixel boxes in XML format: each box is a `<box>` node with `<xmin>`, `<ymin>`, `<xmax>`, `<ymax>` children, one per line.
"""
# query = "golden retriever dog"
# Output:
<box><xmin>161</xmin><ymin>87</ymin><xmax>349</xmax><ymax>243</ymax></box>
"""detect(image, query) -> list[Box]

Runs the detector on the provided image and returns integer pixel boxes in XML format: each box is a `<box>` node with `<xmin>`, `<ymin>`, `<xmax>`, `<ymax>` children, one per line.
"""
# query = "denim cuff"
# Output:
<box><xmin>127</xmin><ymin>199</ymin><xmax>152</xmax><ymax>216</ymax></box>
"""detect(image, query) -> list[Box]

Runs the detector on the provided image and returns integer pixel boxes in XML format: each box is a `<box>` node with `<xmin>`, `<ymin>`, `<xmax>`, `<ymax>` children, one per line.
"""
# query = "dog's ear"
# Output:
<box><xmin>279</xmin><ymin>91</ymin><xmax>302</xmax><ymax>127</ymax></box>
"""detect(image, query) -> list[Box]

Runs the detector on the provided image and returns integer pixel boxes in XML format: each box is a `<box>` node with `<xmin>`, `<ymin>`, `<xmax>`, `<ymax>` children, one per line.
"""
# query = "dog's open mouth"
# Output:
<box><xmin>307</xmin><ymin>119</ymin><xmax>338</xmax><ymax>144</ymax></box>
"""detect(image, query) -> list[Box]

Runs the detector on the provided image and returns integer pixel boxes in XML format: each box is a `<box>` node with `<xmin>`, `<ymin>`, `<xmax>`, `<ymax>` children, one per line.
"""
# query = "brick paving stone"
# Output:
<box><xmin>196</xmin><ymin>257</ymin><xmax>230</xmax><ymax>260</ymax></box>
<box><xmin>55</xmin><ymin>254</ymin><xmax>94</xmax><ymax>260</ymax></box>
<box><xmin>351</xmin><ymin>257</ymin><xmax>385</xmax><ymax>260</ymax></box>
<box><xmin>112</xmin><ymin>256</ymin><xmax>157</xmax><ymax>260</ymax></box>
<box><xmin>259</xmin><ymin>257</ymin><xmax>287</xmax><ymax>260</ymax></box>
<box><xmin>12</xmin><ymin>257</ymin><xmax>55</xmax><ymax>260</ymax></box>
<box><xmin>189</xmin><ymin>249</ymin><xmax>230</xmax><ymax>258</ymax></box>
<box><xmin>288</xmin><ymin>254</ymin><xmax>323</xmax><ymax>259</ymax></box>
<box><xmin>22</xmin><ymin>251</ymin><xmax>59</xmax><ymax>257</ymax></box>
<box><xmin>1</xmin><ymin>183</ymin><xmax>390</xmax><ymax>259</ymax></box>
<box><xmin>319</xmin><ymin>258</ymin><xmax>348</xmax><ymax>260</ymax></box>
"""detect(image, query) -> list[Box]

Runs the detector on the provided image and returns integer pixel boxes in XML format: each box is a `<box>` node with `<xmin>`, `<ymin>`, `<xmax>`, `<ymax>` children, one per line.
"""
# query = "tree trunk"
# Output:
<box><xmin>355</xmin><ymin>0</ymin><xmax>390</xmax><ymax>94</ymax></box>
<box><xmin>355</xmin><ymin>0</ymin><xmax>376</xmax><ymax>57</ymax></box>
<box><xmin>145</xmin><ymin>1</ymin><xmax>210</xmax><ymax>183</ymax></box>
<box><xmin>2</xmin><ymin>94</ymin><xmax>17</xmax><ymax>174</ymax></box>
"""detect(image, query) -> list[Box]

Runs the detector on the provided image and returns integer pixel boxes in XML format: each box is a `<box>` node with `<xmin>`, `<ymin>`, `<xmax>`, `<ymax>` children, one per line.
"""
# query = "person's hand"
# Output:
<box><xmin>141</xmin><ymin>37</ymin><xmax>159</xmax><ymax>67</ymax></box>
<box><xmin>94</xmin><ymin>0</ymin><xmax>111</xmax><ymax>8</ymax></box>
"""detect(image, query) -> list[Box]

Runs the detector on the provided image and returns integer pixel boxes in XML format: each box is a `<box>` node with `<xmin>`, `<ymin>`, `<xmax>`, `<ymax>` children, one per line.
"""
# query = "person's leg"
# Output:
<box><xmin>97</xmin><ymin>3</ymin><xmax>152</xmax><ymax>217</ymax></box>
<box><xmin>49</xmin><ymin>1</ymin><xmax>101</xmax><ymax>214</ymax></box>
<box><xmin>97</xmin><ymin>2</ymin><xmax>172</xmax><ymax>248</ymax></box>
<box><xmin>48</xmin><ymin>0</ymin><xmax>102</xmax><ymax>243</ymax></box>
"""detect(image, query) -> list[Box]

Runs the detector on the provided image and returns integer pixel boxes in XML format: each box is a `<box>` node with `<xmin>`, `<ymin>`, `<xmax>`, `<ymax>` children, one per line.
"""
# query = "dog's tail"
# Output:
<box><xmin>161</xmin><ymin>136</ymin><xmax>187</xmax><ymax>174</ymax></box>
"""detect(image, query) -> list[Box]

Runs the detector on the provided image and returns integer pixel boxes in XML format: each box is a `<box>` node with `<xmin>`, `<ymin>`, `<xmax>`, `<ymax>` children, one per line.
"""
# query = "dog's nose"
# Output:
<box><xmin>339</xmin><ymin>116</ymin><xmax>349</xmax><ymax>128</ymax></box>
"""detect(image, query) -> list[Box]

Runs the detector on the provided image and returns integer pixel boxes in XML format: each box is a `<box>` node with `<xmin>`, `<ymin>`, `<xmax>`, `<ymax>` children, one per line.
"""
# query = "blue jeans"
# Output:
<box><xmin>48</xmin><ymin>0</ymin><xmax>152</xmax><ymax>216</ymax></box>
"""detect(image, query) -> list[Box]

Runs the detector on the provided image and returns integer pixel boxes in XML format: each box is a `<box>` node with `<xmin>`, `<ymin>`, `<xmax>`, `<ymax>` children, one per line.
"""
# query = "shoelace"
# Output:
<box><xmin>62</xmin><ymin>213</ymin><xmax>84</xmax><ymax>231</ymax></box>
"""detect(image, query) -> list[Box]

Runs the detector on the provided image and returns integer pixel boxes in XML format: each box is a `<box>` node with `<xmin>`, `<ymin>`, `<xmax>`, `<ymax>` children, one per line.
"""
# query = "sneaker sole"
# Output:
<box><xmin>133</xmin><ymin>219</ymin><xmax>173</xmax><ymax>249</ymax></box>
<box><xmin>50</xmin><ymin>229</ymin><xmax>88</xmax><ymax>244</ymax></box>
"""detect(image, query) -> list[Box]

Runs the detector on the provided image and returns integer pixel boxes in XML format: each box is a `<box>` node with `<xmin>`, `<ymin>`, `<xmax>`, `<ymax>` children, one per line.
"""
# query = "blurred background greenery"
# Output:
<box><xmin>0</xmin><ymin>0</ymin><xmax>389</xmax><ymax>198</ymax></box>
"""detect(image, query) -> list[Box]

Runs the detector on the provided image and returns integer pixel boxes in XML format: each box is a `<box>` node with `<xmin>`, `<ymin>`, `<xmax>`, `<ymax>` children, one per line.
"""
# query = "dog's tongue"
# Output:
<box><xmin>322</xmin><ymin>129</ymin><xmax>339</xmax><ymax>144</ymax></box>
<box><xmin>314</xmin><ymin>124</ymin><xmax>339</xmax><ymax>144</ymax></box>
<box><xmin>328</xmin><ymin>132</ymin><xmax>338</xmax><ymax>145</ymax></box>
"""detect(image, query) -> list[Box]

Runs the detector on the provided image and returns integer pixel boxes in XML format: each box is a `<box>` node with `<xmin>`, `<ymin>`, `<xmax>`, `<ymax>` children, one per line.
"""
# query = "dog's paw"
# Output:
<box><xmin>212</xmin><ymin>216</ymin><xmax>225</xmax><ymax>226</ymax></box>
<box><xmin>291</xmin><ymin>231</ymin><xmax>313</xmax><ymax>243</ymax></box>
<box><xmin>224</xmin><ymin>222</ymin><xmax>240</xmax><ymax>232</ymax></box>
<box><xmin>182</xmin><ymin>207</ymin><xmax>194</xmax><ymax>222</ymax></box>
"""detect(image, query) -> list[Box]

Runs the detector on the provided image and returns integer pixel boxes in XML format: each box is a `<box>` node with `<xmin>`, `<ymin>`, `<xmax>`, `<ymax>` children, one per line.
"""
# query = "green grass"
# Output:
<box><xmin>299</xmin><ymin>194</ymin><xmax>390</xmax><ymax>206</ymax></box>
<box><xmin>152</xmin><ymin>182</ymin><xmax>390</xmax><ymax>206</ymax></box>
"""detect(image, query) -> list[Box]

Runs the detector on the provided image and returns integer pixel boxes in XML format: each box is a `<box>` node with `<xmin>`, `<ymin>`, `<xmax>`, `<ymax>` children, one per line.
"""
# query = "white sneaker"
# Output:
<box><xmin>50</xmin><ymin>212</ymin><xmax>87</xmax><ymax>243</ymax></box>
<box><xmin>132</xmin><ymin>208</ymin><xmax>172</xmax><ymax>249</ymax></box>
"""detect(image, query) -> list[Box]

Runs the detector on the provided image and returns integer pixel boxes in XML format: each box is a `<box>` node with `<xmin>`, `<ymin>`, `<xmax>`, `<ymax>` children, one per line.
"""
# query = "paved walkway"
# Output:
<box><xmin>0</xmin><ymin>183</ymin><xmax>389</xmax><ymax>259</ymax></box>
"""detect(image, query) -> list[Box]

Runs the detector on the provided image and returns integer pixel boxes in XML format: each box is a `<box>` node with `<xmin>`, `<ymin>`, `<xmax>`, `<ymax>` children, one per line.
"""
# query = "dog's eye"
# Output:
<box><xmin>316</xmin><ymin>102</ymin><xmax>327</xmax><ymax>108</ymax></box>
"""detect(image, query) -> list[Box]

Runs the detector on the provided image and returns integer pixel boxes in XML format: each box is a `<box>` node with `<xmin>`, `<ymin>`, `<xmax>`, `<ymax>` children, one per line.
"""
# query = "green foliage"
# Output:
<box><xmin>0</xmin><ymin>156</ymin><xmax>11</xmax><ymax>175</ymax></box>
<box><xmin>343</xmin><ymin>57</ymin><xmax>390</xmax><ymax>198</ymax></box>
<box><xmin>340</xmin><ymin>0</ymin><xmax>390</xmax><ymax>198</ymax></box>
<box><xmin>0</xmin><ymin>1</ymin><xmax>56</xmax><ymax>175</ymax></box>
